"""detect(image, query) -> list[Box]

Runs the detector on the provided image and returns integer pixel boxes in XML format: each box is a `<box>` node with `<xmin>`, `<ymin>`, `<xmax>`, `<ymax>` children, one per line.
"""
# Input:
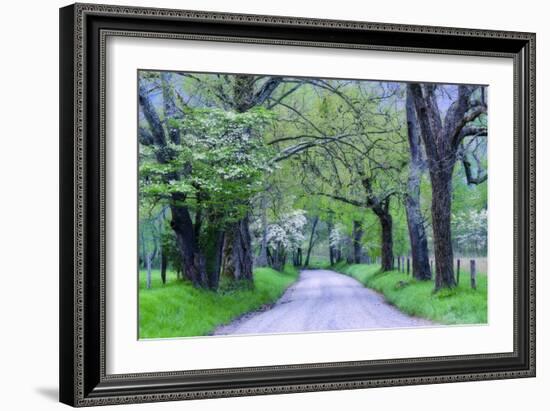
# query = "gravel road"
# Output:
<box><xmin>214</xmin><ymin>269</ymin><xmax>433</xmax><ymax>336</ymax></box>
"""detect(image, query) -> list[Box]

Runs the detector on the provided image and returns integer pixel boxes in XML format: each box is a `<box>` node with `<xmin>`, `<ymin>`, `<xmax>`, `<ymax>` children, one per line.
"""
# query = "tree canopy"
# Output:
<box><xmin>138</xmin><ymin>70</ymin><xmax>487</xmax><ymax>292</ymax></box>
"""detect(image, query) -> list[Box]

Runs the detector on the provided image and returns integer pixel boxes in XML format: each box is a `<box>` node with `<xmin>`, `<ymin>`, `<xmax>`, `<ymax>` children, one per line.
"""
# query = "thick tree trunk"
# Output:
<box><xmin>405</xmin><ymin>89</ymin><xmax>432</xmax><ymax>280</ymax></box>
<box><xmin>408</xmin><ymin>83</ymin><xmax>477</xmax><ymax>289</ymax></box>
<box><xmin>352</xmin><ymin>220</ymin><xmax>364</xmax><ymax>264</ymax></box>
<box><xmin>361</xmin><ymin>177</ymin><xmax>394</xmax><ymax>272</ymax></box>
<box><xmin>304</xmin><ymin>216</ymin><xmax>319</xmax><ymax>267</ymax></box>
<box><xmin>170</xmin><ymin>199</ymin><xmax>207</xmax><ymax>287</ymax></box>
<box><xmin>202</xmin><ymin>223</ymin><xmax>225</xmax><ymax>290</ymax></box>
<box><xmin>431</xmin><ymin>171</ymin><xmax>457</xmax><ymax>289</ymax></box>
<box><xmin>405</xmin><ymin>199</ymin><xmax>431</xmax><ymax>280</ymax></box>
<box><xmin>219</xmin><ymin>75</ymin><xmax>265</xmax><ymax>283</ymax></box>
<box><xmin>374</xmin><ymin>208</ymin><xmax>394</xmax><ymax>271</ymax></box>
<box><xmin>222</xmin><ymin>214</ymin><xmax>254</xmax><ymax>282</ymax></box>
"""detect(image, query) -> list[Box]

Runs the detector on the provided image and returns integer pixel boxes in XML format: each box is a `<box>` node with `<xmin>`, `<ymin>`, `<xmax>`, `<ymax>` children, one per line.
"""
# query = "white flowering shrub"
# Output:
<box><xmin>266</xmin><ymin>210</ymin><xmax>307</xmax><ymax>252</ymax></box>
<box><xmin>140</xmin><ymin>107</ymin><xmax>275</xmax><ymax>223</ymax></box>
<box><xmin>452</xmin><ymin>209</ymin><xmax>488</xmax><ymax>255</ymax></box>
<box><xmin>329</xmin><ymin>225</ymin><xmax>344</xmax><ymax>248</ymax></box>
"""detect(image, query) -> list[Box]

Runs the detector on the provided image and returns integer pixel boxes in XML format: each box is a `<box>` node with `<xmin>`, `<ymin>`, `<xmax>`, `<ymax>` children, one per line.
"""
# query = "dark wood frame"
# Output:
<box><xmin>60</xmin><ymin>3</ymin><xmax>536</xmax><ymax>407</ymax></box>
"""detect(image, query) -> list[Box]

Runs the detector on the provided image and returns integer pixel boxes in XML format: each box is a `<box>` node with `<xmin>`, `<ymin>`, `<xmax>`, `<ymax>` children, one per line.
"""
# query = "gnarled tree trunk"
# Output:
<box><xmin>220</xmin><ymin>75</ymin><xmax>282</xmax><ymax>282</ymax></box>
<box><xmin>170</xmin><ymin>199</ymin><xmax>207</xmax><ymax>287</ymax></box>
<box><xmin>409</xmin><ymin>83</ymin><xmax>486</xmax><ymax>289</ymax></box>
<box><xmin>221</xmin><ymin>214</ymin><xmax>254</xmax><ymax>282</ymax></box>
<box><xmin>430</xmin><ymin>169</ymin><xmax>457</xmax><ymax>289</ymax></box>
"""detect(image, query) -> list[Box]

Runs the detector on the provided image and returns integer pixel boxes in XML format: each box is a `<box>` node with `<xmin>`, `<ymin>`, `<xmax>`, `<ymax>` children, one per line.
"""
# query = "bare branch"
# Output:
<box><xmin>266</xmin><ymin>82</ymin><xmax>304</xmax><ymax>109</ymax></box>
<box><xmin>271</xmin><ymin>134</ymin><xmax>356</xmax><ymax>162</ymax></box>
<box><xmin>451</xmin><ymin>104</ymin><xmax>487</xmax><ymax>148</ymax></box>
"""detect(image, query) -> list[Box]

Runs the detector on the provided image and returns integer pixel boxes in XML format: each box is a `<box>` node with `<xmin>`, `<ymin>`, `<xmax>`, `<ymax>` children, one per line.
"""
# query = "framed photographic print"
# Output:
<box><xmin>59</xmin><ymin>2</ymin><xmax>536</xmax><ymax>407</ymax></box>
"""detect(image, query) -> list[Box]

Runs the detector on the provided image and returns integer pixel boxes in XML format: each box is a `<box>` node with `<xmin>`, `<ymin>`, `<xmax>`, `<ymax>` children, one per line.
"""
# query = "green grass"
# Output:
<box><xmin>139</xmin><ymin>265</ymin><xmax>299</xmax><ymax>339</ymax></box>
<box><xmin>336</xmin><ymin>264</ymin><xmax>487</xmax><ymax>325</ymax></box>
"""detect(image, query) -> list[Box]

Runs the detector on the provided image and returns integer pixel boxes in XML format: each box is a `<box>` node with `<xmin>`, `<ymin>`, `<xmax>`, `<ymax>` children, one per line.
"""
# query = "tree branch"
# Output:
<box><xmin>463</xmin><ymin>157</ymin><xmax>488</xmax><ymax>185</ymax></box>
<box><xmin>459</xmin><ymin>125</ymin><xmax>488</xmax><ymax>140</ymax></box>
<box><xmin>271</xmin><ymin>134</ymin><xmax>356</xmax><ymax>162</ymax></box>
<box><xmin>451</xmin><ymin>104</ymin><xmax>487</xmax><ymax>148</ymax></box>
<box><xmin>251</xmin><ymin>77</ymin><xmax>283</xmax><ymax>107</ymax></box>
<box><xmin>313</xmin><ymin>192</ymin><xmax>365</xmax><ymax>208</ymax></box>
<box><xmin>138</xmin><ymin>84</ymin><xmax>167</xmax><ymax>148</ymax></box>
<box><xmin>266</xmin><ymin>82</ymin><xmax>304</xmax><ymax>109</ymax></box>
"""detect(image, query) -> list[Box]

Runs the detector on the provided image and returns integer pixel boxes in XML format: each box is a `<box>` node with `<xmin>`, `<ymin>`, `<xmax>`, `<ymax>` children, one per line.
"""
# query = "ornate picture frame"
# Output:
<box><xmin>59</xmin><ymin>3</ymin><xmax>535</xmax><ymax>407</ymax></box>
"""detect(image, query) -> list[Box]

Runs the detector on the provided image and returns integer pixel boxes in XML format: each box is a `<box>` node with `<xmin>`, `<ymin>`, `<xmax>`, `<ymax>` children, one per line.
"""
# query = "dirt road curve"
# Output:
<box><xmin>214</xmin><ymin>269</ymin><xmax>433</xmax><ymax>336</ymax></box>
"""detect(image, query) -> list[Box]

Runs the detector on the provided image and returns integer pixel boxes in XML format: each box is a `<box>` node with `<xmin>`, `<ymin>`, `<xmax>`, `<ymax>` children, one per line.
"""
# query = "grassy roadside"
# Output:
<box><xmin>139</xmin><ymin>265</ymin><xmax>299</xmax><ymax>339</ymax></box>
<box><xmin>333</xmin><ymin>263</ymin><xmax>487</xmax><ymax>325</ymax></box>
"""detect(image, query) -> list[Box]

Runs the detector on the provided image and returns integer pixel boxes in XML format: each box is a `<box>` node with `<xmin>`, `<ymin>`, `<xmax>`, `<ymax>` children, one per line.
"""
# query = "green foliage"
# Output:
<box><xmin>140</xmin><ymin>106</ymin><xmax>276</xmax><ymax>225</ymax></box>
<box><xmin>337</xmin><ymin>264</ymin><xmax>487</xmax><ymax>325</ymax></box>
<box><xmin>139</xmin><ymin>265</ymin><xmax>299</xmax><ymax>338</ymax></box>
<box><xmin>138</xmin><ymin>71</ymin><xmax>488</xmax><ymax>335</ymax></box>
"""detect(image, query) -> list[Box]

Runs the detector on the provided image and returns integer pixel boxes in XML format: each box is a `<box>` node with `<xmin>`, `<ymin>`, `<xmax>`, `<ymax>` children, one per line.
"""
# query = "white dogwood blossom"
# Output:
<box><xmin>329</xmin><ymin>225</ymin><xmax>344</xmax><ymax>248</ymax></box>
<box><xmin>266</xmin><ymin>210</ymin><xmax>307</xmax><ymax>252</ymax></box>
<box><xmin>452</xmin><ymin>209</ymin><xmax>488</xmax><ymax>254</ymax></box>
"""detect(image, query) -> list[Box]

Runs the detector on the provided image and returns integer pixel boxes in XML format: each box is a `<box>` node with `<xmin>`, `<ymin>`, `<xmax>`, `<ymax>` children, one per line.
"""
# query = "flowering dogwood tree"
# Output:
<box><xmin>139</xmin><ymin>98</ymin><xmax>276</xmax><ymax>288</ymax></box>
<box><xmin>266</xmin><ymin>210</ymin><xmax>307</xmax><ymax>271</ymax></box>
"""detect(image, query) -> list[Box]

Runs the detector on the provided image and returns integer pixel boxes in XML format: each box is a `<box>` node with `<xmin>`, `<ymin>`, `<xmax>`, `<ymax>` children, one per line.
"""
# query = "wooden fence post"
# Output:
<box><xmin>456</xmin><ymin>259</ymin><xmax>461</xmax><ymax>286</ymax></box>
<box><xmin>470</xmin><ymin>259</ymin><xmax>477</xmax><ymax>289</ymax></box>
<box><xmin>406</xmin><ymin>258</ymin><xmax>410</xmax><ymax>275</ymax></box>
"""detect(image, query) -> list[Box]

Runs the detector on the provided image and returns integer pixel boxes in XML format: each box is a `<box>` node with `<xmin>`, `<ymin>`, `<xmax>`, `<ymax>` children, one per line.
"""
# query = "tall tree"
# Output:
<box><xmin>219</xmin><ymin>75</ymin><xmax>283</xmax><ymax>282</ymax></box>
<box><xmin>139</xmin><ymin>81</ymin><xmax>208</xmax><ymax>287</ymax></box>
<box><xmin>404</xmin><ymin>88</ymin><xmax>431</xmax><ymax>280</ymax></box>
<box><xmin>139</xmin><ymin>73</ymin><xmax>277</xmax><ymax>288</ymax></box>
<box><xmin>408</xmin><ymin>84</ymin><xmax>487</xmax><ymax>289</ymax></box>
<box><xmin>274</xmin><ymin>81</ymin><xmax>404</xmax><ymax>272</ymax></box>
<box><xmin>363</xmin><ymin>177</ymin><xmax>395</xmax><ymax>271</ymax></box>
